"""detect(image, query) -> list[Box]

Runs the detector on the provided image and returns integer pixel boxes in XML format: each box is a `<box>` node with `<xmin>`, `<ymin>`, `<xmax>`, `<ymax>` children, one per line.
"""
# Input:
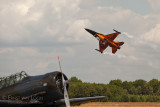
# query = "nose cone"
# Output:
<box><xmin>54</xmin><ymin>72</ymin><xmax>69</xmax><ymax>94</ymax></box>
<box><xmin>84</xmin><ymin>28</ymin><xmax>89</xmax><ymax>32</ymax></box>
<box><xmin>84</xmin><ymin>28</ymin><xmax>97</xmax><ymax>36</ymax></box>
<box><xmin>84</xmin><ymin>28</ymin><xmax>91</xmax><ymax>33</ymax></box>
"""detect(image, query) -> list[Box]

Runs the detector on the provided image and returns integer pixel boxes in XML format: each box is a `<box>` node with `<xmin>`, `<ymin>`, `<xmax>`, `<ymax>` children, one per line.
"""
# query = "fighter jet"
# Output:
<box><xmin>0</xmin><ymin>57</ymin><xmax>105</xmax><ymax>107</ymax></box>
<box><xmin>85</xmin><ymin>28</ymin><xmax>124</xmax><ymax>54</ymax></box>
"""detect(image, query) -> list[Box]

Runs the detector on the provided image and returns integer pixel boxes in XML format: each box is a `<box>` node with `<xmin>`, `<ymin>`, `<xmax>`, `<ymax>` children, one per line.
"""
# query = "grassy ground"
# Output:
<box><xmin>72</xmin><ymin>102</ymin><xmax>160</xmax><ymax>107</ymax></box>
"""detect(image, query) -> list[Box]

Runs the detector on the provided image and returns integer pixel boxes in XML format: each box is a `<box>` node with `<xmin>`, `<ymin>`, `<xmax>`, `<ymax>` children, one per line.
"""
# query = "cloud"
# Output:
<box><xmin>141</xmin><ymin>24</ymin><xmax>160</xmax><ymax>44</ymax></box>
<box><xmin>0</xmin><ymin>0</ymin><xmax>153</xmax><ymax>46</ymax></box>
<box><xmin>120</xmin><ymin>30</ymin><xmax>159</xmax><ymax>51</ymax></box>
<box><xmin>59</xmin><ymin>19</ymin><xmax>91</xmax><ymax>42</ymax></box>
<box><xmin>148</xmin><ymin>61</ymin><xmax>160</xmax><ymax>70</ymax></box>
<box><xmin>103</xmin><ymin>51</ymin><xmax>138</xmax><ymax>60</ymax></box>
<box><xmin>122</xmin><ymin>32</ymin><xmax>134</xmax><ymax>38</ymax></box>
<box><xmin>0</xmin><ymin>0</ymin><xmax>160</xmax><ymax>83</ymax></box>
<box><xmin>0</xmin><ymin>48</ymin><xmax>13</xmax><ymax>54</ymax></box>
<box><xmin>148</xmin><ymin>0</ymin><xmax>160</xmax><ymax>13</ymax></box>
<box><xmin>0</xmin><ymin>46</ymin><xmax>76</xmax><ymax>75</ymax></box>
<box><xmin>0</xmin><ymin>0</ymin><xmax>82</xmax><ymax>46</ymax></box>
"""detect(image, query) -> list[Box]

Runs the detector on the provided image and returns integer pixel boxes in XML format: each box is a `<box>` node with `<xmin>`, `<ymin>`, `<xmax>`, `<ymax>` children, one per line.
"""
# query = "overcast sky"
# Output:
<box><xmin>0</xmin><ymin>0</ymin><xmax>160</xmax><ymax>83</ymax></box>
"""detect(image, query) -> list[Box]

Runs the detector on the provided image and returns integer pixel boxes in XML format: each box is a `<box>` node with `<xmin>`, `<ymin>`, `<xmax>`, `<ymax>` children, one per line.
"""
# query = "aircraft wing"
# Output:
<box><xmin>0</xmin><ymin>96</ymin><xmax>105</xmax><ymax>106</ymax></box>
<box><xmin>105</xmin><ymin>32</ymin><xmax>120</xmax><ymax>41</ymax></box>
<box><xmin>99</xmin><ymin>40</ymin><xmax>109</xmax><ymax>53</ymax></box>
<box><xmin>54</xmin><ymin>96</ymin><xmax>105</xmax><ymax>106</ymax></box>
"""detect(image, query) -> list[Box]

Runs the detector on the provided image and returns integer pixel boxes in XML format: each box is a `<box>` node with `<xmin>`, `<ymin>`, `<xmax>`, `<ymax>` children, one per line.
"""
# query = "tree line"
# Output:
<box><xmin>69</xmin><ymin>77</ymin><xmax>160</xmax><ymax>102</ymax></box>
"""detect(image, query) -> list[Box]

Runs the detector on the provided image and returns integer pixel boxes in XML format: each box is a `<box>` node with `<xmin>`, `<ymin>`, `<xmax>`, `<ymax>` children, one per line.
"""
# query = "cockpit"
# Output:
<box><xmin>0</xmin><ymin>71</ymin><xmax>28</xmax><ymax>89</ymax></box>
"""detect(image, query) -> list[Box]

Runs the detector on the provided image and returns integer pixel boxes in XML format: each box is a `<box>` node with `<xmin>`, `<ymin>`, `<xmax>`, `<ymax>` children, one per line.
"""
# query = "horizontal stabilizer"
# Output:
<box><xmin>112</xmin><ymin>47</ymin><xmax>117</xmax><ymax>54</ymax></box>
<box><xmin>119</xmin><ymin>42</ymin><xmax>124</xmax><ymax>46</ymax></box>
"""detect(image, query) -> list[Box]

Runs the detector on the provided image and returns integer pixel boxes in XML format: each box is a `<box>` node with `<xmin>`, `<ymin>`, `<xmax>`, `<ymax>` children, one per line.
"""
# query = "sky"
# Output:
<box><xmin>0</xmin><ymin>0</ymin><xmax>160</xmax><ymax>83</ymax></box>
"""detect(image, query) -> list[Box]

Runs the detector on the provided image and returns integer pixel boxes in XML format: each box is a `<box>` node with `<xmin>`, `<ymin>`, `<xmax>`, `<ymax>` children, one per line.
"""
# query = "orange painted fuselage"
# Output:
<box><xmin>97</xmin><ymin>34</ymin><xmax>118</xmax><ymax>48</ymax></box>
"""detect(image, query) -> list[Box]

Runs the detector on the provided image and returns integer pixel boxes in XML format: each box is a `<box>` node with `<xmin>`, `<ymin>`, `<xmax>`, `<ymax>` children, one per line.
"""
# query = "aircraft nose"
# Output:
<box><xmin>55</xmin><ymin>72</ymin><xmax>69</xmax><ymax>94</ymax></box>
<box><xmin>84</xmin><ymin>28</ymin><xmax>97</xmax><ymax>36</ymax></box>
<box><xmin>84</xmin><ymin>28</ymin><xmax>90</xmax><ymax>32</ymax></box>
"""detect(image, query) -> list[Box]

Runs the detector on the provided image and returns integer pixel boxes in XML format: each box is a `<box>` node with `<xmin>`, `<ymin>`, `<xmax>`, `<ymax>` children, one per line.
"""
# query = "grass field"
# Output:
<box><xmin>72</xmin><ymin>102</ymin><xmax>160</xmax><ymax>107</ymax></box>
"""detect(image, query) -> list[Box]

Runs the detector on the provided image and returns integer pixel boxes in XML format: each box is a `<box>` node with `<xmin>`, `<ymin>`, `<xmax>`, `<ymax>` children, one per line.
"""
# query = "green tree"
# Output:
<box><xmin>69</xmin><ymin>76</ymin><xmax>82</xmax><ymax>83</ymax></box>
<box><xmin>130</xmin><ymin>95</ymin><xmax>139</xmax><ymax>102</ymax></box>
<box><xmin>148</xmin><ymin>79</ymin><xmax>159</xmax><ymax>93</ymax></box>
<box><xmin>69</xmin><ymin>76</ymin><xmax>160</xmax><ymax>102</ymax></box>
<box><xmin>121</xmin><ymin>95</ymin><xmax>129</xmax><ymax>102</ymax></box>
<box><xmin>141</xmin><ymin>84</ymin><xmax>153</xmax><ymax>95</ymax></box>
<box><xmin>122</xmin><ymin>81</ymin><xmax>137</xmax><ymax>94</ymax></box>
<box><xmin>109</xmin><ymin>79</ymin><xmax>122</xmax><ymax>87</ymax></box>
<box><xmin>134</xmin><ymin>79</ymin><xmax>149</xmax><ymax>95</ymax></box>
<box><xmin>134</xmin><ymin>79</ymin><xmax>147</xmax><ymax>88</ymax></box>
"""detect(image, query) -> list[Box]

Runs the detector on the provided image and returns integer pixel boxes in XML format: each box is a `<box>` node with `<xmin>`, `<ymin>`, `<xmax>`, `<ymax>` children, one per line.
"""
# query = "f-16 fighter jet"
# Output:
<box><xmin>85</xmin><ymin>28</ymin><xmax>124</xmax><ymax>54</ymax></box>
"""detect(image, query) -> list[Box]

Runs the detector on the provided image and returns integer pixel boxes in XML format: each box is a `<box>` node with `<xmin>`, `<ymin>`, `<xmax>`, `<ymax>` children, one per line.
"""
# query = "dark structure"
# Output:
<box><xmin>0</xmin><ymin>71</ymin><xmax>105</xmax><ymax>107</ymax></box>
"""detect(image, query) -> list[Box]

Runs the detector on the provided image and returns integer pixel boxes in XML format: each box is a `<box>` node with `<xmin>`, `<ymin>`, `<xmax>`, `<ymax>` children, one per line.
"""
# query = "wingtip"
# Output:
<box><xmin>95</xmin><ymin>49</ymin><xmax>103</xmax><ymax>53</ymax></box>
<box><xmin>113</xmin><ymin>29</ymin><xmax>121</xmax><ymax>34</ymax></box>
